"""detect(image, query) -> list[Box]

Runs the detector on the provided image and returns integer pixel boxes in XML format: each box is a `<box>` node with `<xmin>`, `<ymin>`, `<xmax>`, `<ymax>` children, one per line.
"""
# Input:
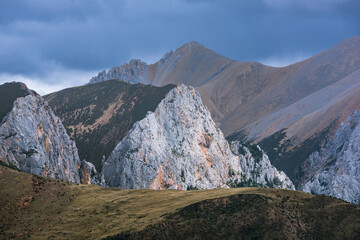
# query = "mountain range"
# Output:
<box><xmin>89</xmin><ymin>36</ymin><xmax>360</xmax><ymax>188</ymax></box>
<box><xmin>1</xmin><ymin>81</ymin><xmax>293</xmax><ymax>191</ymax></box>
<box><xmin>1</xmin><ymin>37</ymin><xmax>360</xmax><ymax>238</ymax></box>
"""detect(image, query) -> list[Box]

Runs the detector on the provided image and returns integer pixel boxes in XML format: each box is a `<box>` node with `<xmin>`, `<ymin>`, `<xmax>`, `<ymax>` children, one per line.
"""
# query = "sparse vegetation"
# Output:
<box><xmin>1</xmin><ymin>165</ymin><xmax>359</xmax><ymax>240</ymax></box>
<box><xmin>243</xmin><ymin>143</ymin><xmax>263</xmax><ymax>162</ymax></box>
<box><xmin>227</xmin><ymin>177</ymin><xmax>263</xmax><ymax>188</ymax></box>
<box><xmin>228</xmin><ymin>167</ymin><xmax>235</xmax><ymax>177</ymax></box>
<box><xmin>186</xmin><ymin>185</ymin><xmax>199</xmax><ymax>190</ymax></box>
<box><xmin>21</xmin><ymin>148</ymin><xmax>38</xmax><ymax>157</ymax></box>
<box><xmin>237</xmin><ymin>146</ymin><xmax>247</xmax><ymax>156</ymax></box>
<box><xmin>45</xmin><ymin>80</ymin><xmax>175</xmax><ymax>171</ymax></box>
<box><xmin>180</xmin><ymin>169</ymin><xmax>185</xmax><ymax>182</ymax></box>
<box><xmin>259</xmin><ymin>126</ymin><xmax>333</xmax><ymax>187</ymax></box>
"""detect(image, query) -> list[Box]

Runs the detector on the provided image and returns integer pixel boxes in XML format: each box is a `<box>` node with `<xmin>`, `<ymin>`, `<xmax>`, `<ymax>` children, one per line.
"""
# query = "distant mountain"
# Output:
<box><xmin>103</xmin><ymin>84</ymin><xmax>294</xmax><ymax>190</ymax></box>
<box><xmin>0</xmin><ymin>82</ymin><xmax>95</xmax><ymax>184</ymax></box>
<box><xmin>45</xmin><ymin>80</ymin><xmax>176</xmax><ymax>171</ymax></box>
<box><xmin>89</xmin><ymin>37</ymin><xmax>360</xmax><ymax>185</ymax></box>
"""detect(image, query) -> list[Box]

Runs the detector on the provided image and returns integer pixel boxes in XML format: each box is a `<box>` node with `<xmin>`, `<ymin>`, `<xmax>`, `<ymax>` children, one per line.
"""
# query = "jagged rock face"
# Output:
<box><xmin>45</xmin><ymin>80</ymin><xmax>175</xmax><ymax>171</ymax></box>
<box><xmin>103</xmin><ymin>84</ymin><xmax>294</xmax><ymax>190</ymax></box>
<box><xmin>229</xmin><ymin>142</ymin><xmax>293</xmax><ymax>189</ymax></box>
<box><xmin>0</xmin><ymin>93</ymin><xmax>82</xmax><ymax>183</ymax></box>
<box><xmin>79</xmin><ymin>160</ymin><xmax>105</xmax><ymax>186</ymax></box>
<box><xmin>89</xmin><ymin>59</ymin><xmax>149</xmax><ymax>84</ymax></box>
<box><xmin>300</xmin><ymin>111</ymin><xmax>360</xmax><ymax>205</ymax></box>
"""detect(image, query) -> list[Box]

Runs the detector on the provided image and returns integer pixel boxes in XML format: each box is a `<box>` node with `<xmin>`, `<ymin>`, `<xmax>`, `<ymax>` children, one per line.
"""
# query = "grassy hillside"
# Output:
<box><xmin>1</xmin><ymin>165</ymin><xmax>359</xmax><ymax>240</ymax></box>
<box><xmin>45</xmin><ymin>80</ymin><xmax>175</xmax><ymax>170</ymax></box>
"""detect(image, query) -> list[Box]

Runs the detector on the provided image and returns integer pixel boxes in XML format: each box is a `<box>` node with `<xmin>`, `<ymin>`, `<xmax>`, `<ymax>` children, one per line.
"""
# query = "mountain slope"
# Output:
<box><xmin>235</xmin><ymin>69</ymin><xmax>360</xmax><ymax>183</ymax></box>
<box><xmin>88</xmin><ymin>37</ymin><xmax>360</xmax><ymax>185</ymax></box>
<box><xmin>1</xmin><ymin>165</ymin><xmax>359</xmax><ymax>240</ymax></box>
<box><xmin>221</xmin><ymin>36</ymin><xmax>360</xmax><ymax>136</ymax></box>
<box><xmin>103</xmin><ymin>84</ymin><xmax>294</xmax><ymax>190</ymax></box>
<box><xmin>89</xmin><ymin>37</ymin><xmax>360</xmax><ymax>135</ymax></box>
<box><xmin>45</xmin><ymin>80</ymin><xmax>175</xmax><ymax>170</ymax></box>
<box><xmin>300</xmin><ymin>111</ymin><xmax>360</xmax><ymax>205</ymax></box>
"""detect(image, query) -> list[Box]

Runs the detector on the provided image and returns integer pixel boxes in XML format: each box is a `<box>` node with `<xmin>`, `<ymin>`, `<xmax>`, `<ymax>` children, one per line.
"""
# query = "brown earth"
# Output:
<box><xmin>1</xmin><ymin>165</ymin><xmax>360</xmax><ymax>240</ymax></box>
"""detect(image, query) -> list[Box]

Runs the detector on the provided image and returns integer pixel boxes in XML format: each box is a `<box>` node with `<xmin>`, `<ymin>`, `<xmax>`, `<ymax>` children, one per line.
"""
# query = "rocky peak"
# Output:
<box><xmin>300</xmin><ymin>110</ymin><xmax>360</xmax><ymax>205</ymax></box>
<box><xmin>0</xmin><ymin>93</ymin><xmax>82</xmax><ymax>182</ymax></box>
<box><xmin>102</xmin><ymin>84</ymin><xmax>294</xmax><ymax>190</ymax></box>
<box><xmin>45</xmin><ymin>80</ymin><xmax>176</xmax><ymax>171</ymax></box>
<box><xmin>89</xmin><ymin>59</ymin><xmax>149</xmax><ymax>84</ymax></box>
<box><xmin>180</xmin><ymin>41</ymin><xmax>205</xmax><ymax>51</ymax></box>
<box><xmin>0</xmin><ymin>85</ymin><xmax>98</xmax><ymax>184</ymax></box>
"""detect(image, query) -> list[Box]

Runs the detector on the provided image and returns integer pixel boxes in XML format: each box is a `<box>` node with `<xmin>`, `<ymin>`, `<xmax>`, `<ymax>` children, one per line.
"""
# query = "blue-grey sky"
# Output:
<box><xmin>0</xmin><ymin>0</ymin><xmax>359</xmax><ymax>94</ymax></box>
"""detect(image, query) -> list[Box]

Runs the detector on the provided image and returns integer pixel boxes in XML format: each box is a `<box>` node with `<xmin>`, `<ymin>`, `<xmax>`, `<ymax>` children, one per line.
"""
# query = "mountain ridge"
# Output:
<box><xmin>86</xmin><ymin>37</ymin><xmax>360</xmax><ymax>185</ymax></box>
<box><xmin>103</xmin><ymin>84</ymin><xmax>294</xmax><ymax>190</ymax></box>
<box><xmin>45</xmin><ymin>80</ymin><xmax>176</xmax><ymax>171</ymax></box>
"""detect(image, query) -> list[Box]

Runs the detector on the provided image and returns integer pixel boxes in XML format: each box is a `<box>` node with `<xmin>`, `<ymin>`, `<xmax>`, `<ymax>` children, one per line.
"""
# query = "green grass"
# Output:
<box><xmin>1</xmin><ymin>165</ymin><xmax>359</xmax><ymax>240</ymax></box>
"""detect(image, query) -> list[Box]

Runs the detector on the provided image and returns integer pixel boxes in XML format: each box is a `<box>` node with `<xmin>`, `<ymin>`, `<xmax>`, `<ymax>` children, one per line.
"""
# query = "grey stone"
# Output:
<box><xmin>301</xmin><ymin>111</ymin><xmax>360</xmax><ymax>205</ymax></box>
<box><xmin>102</xmin><ymin>84</ymin><xmax>294</xmax><ymax>190</ymax></box>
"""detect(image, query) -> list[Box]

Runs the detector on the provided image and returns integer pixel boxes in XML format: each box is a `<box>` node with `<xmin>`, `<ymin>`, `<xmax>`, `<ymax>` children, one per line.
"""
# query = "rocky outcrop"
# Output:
<box><xmin>300</xmin><ymin>111</ymin><xmax>360</xmax><ymax>205</ymax></box>
<box><xmin>89</xmin><ymin>59</ymin><xmax>149</xmax><ymax>84</ymax></box>
<box><xmin>79</xmin><ymin>160</ymin><xmax>105</xmax><ymax>186</ymax></box>
<box><xmin>0</xmin><ymin>89</ymin><xmax>83</xmax><ymax>183</ymax></box>
<box><xmin>102</xmin><ymin>84</ymin><xmax>294</xmax><ymax>190</ymax></box>
<box><xmin>45</xmin><ymin>80</ymin><xmax>175</xmax><ymax>171</ymax></box>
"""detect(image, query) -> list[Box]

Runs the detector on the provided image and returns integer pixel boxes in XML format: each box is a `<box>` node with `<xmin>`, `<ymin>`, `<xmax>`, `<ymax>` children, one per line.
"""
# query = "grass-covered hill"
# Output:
<box><xmin>44</xmin><ymin>80</ymin><xmax>175</xmax><ymax>170</ymax></box>
<box><xmin>1</xmin><ymin>165</ymin><xmax>359</xmax><ymax>240</ymax></box>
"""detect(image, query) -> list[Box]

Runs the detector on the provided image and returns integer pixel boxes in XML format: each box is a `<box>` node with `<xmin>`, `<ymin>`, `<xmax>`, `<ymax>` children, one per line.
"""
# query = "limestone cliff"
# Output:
<box><xmin>301</xmin><ymin>111</ymin><xmax>360</xmax><ymax>205</ymax></box>
<box><xmin>103</xmin><ymin>84</ymin><xmax>294</xmax><ymax>190</ymax></box>
<box><xmin>0</xmin><ymin>83</ymin><xmax>91</xmax><ymax>183</ymax></box>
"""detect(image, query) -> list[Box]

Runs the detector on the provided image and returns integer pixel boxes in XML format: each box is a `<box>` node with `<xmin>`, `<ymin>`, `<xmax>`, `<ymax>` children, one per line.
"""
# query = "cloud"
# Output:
<box><xmin>0</xmin><ymin>67</ymin><xmax>98</xmax><ymax>95</ymax></box>
<box><xmin>258</xmin><ymin>53</ymin><xmax>311</xmax><ymax>67</ymax></box>
<box><xmin>0</xmin><ymin>0</ymin><xmax>359</xmax><ymax>90</ymax></box>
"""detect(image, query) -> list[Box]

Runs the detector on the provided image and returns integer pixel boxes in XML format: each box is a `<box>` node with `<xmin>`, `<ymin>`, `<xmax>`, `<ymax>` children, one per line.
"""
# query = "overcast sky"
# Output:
<box><xmin>0</xmin><ymin>0</ymin><xmax>359</xmax><ymax>94</ymax></box>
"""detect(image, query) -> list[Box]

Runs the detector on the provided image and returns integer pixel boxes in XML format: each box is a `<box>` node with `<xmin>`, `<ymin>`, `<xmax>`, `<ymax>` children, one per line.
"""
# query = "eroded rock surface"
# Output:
<box><xmin>103</xmin><ymin>84</ymin><xmax>294</xmax><ymax>190</ymax></box>
<box><xmin>301</xmin><ymin>111</ymin><xmax>360</xmax><ymax>205</ymax></box>
<box><xmin>0</xmin><ymin>90</ymin><xmax>83</xmax><ymax>183</ymax></box>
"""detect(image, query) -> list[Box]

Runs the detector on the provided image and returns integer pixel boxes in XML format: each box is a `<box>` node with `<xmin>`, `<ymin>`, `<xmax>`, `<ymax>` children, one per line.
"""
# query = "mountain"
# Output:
<box><xmin>300</xmin><ymin>111</ymin><xmax>360</xmax><ymax>205</ymax></box>
<box><xmin>89</xmin><ymin>37</ymin><xmax>360</xmax><ymax>185</ymax></box>
<box><xmin>1</xmin><ymin>165</ymin><xmax>360</xmax><ymax>239</ymax></box>
<box><xmin>44</xmin><ymin>80</ymin><xmax>293</xmax><ymax>189</ymax></box>
<box><xmin>103</xmin><ymin>84</ymin><xmax>294</xmax><ymax>190</ymax></box>
<box><xmin>45</xmin><ymin>80</ymin><xmax>175</xmax><ymax>171</ymax></box>
<box><xmin>0</xmin><ymin>82</ymin><xmax>88</xmax><ymax>183</ymax></box>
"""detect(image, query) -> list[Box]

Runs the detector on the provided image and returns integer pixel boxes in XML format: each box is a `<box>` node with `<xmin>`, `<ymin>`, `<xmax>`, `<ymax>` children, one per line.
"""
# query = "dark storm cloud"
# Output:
<box><xmin>0</xmin><ymin>0</ymin><xmax>359</xmax><ymax>84</ymax></box>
